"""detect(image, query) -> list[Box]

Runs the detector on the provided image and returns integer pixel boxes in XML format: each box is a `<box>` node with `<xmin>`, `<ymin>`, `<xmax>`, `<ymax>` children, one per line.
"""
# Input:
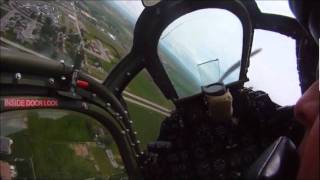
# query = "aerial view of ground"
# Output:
<box><xmin>1</xmin><ymin>104</ymin><xmax>164</xmax><ymax>179</ymax></box>
<box><xmin>1</xmin><ymin>110</ymin><xmax>127</xmax><ymax>179</ymax></box>
<box><xmin>0</xmin><ymin>0</ymin><xmax>172</xmax><ymax>109</ymax></box>
<box><xmin>0</xmin><ymin>0</ymin><xmax>173</xmax><ymax>179</ymax></box>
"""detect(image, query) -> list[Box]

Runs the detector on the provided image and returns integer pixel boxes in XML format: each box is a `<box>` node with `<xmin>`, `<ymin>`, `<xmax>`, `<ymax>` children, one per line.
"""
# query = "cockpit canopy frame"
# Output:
<box><xmin>104</xmin><ymin>0</ymin><xmax>318</xmax><ymax>101</ymax></box>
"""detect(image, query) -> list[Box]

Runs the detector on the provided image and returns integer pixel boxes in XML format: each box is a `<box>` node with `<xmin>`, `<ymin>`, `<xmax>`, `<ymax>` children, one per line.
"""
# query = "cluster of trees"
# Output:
<box><xmin>33</xmin><ymin>15</ymin><xmax>82</xmax><ymax>61</ymax></box>
<box><xmin>33</xmin><ymin>17</ymin><xmax>57</xmax><ymax>53</ymax></box>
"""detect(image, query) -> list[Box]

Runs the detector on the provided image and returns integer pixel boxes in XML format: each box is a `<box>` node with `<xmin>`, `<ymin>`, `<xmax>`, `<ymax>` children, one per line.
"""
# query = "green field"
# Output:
<box><xmin>126</xmin><ymin>102</ymin><xmax>166</xmax><ymax>149</ymax></box>
<box><xmin>27</xmin><ymin>112</ymin><xmax>92</xmax><ymax>142</ymax></box>
<box><xmin>83</xmin><ymin>64</ymin><xmax>107</xmax><ymax>81</ymax></box>
<box><xmin>126</xmin><ymin>70</ymin><xmax>174</xmax><ymax>109</ymax></box>
<box><xmin>7</xmin><ymin>110</ymin><xmax>125</xmax><ymax>179</ymax></box>
<box><xmin>75</xmin><ymin>1</ymin><xmax>174</xmax><ymax>110</ymax></box>
<box><xmin>84</xmin><ymin>46</ymin><xmax>173</xmax><ymax>109</ymax></box>
<box><xmin>82</xmin><ymin>51</ymin><xmax>117</xmax><ymax>81</ymax></box>
<box><xmin>81</xmin><ymin>1</ymin><xmax>132</xmax><ymax>56</ymax></box>
<box><xmin>82</xmin><ymin>18</ymin><xmax>121</xmax><ymax>59</ymax></box>
<box><xmin>90</xmin><ymin>146</ymin><xmax>125</xmax><ymax>178</ymax></box>
<box><xmin>2</xmin><ymin>2</ymin><xmax>174</xmax><ymax>178</ymax></box>
<box><xmin>3</xmin><ymin>99</ymin><xmax>167</xmax><ymax>179</ymax></box>
<box><xmin>83</xmin><ymin>20</ymin><xmax>174</xmax><ymax>109</ymax></box>
<box><xmin>86</xmin><ymin>52</ymin><xmax>116</xmax><ymax>71</ymax></box>
<box><xmin>4</xmin><ymin>102</ymin><xmax>166</xmax><ymax>178</ymax></box>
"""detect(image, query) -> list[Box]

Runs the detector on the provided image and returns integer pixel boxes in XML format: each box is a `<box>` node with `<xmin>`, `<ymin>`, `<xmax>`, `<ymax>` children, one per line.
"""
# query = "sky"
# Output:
<box><xmin>108</xmin><ymin>0</ymin><xmax>301</xmax><ymax>106</ymax></box>
<box><xmin>255</xmin><ymin>1</ymin><xmax>294</xmax><ymax>18</ymax></box>
<box><xmin>158</xmin><ymin>9</ymin><xmax>244</xmax><ymax>97</ymax></box>
<box><xmin>246</xmin><ymin>1</ymin><xmax>300</xmax><ymax>105</ymax></box>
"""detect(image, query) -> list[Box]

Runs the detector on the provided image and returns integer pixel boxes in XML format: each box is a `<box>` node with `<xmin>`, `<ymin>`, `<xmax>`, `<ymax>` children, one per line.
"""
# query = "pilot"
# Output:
<box><xmin>289</xmin><ymin>1</ymin><xmax>319</xmax><ymax>180</ymax></box>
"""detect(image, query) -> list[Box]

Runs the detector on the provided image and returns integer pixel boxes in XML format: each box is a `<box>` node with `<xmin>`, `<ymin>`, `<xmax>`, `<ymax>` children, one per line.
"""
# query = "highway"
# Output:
<box><xmin>124</xmin><ymin>96</ymin><xmax>170</xmax><ymax>117</ymax></box>
<box><xmin>123</xmin><ymin>91</ymin><xmax>171</xmax><ymax>113</ymax></box>
<box><xmin>86</xmin><ymin>73</ymin><xmax>172</xmax><ymax>116</ymax></box>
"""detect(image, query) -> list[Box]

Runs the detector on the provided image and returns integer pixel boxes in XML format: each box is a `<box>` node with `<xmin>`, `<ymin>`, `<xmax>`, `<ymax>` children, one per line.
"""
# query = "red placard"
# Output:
<box><xmin>4</xmin><ymin>98</ymin><xmax>58</xmax><ymax>108</ymax></box>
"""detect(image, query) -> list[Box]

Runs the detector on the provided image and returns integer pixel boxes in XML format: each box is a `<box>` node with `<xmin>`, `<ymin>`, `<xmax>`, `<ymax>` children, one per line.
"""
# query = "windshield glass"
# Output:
<box><xmin>158</xmin><ymin>9</ymin><xmax>243</xmax><ymax>98</ymax></box>
<box><xmin>255</xmin><ymin>0</ymin><xmax>294</xmax><ymax>18</ymax></box>
<box><xmin>245</xmin><ymin>29</ymin><xmax>300</xmax><ymax>106</ymax></box>
<box><xmin>0</xmin><ymin>0</ymin><xmax>144</xmax><ymax>81</ymax></box>
<box><xmin>0</xmin><ymin>109</ymin><xmax>127</xmax><ymax>179</ymax></box>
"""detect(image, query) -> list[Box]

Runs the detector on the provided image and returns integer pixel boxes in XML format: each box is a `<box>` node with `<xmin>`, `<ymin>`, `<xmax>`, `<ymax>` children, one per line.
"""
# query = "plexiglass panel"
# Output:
<box><xmin>0</xmin><ymin>110</ymin><xmax>127</xmax><ymax>179</ymax></box>
<box><xmin>124</xmin><ymin>69</ymin><xmax>174</xmax><ymax>150</ymax></box>
<box><xmin>255</xmin><ymin>0</ymin><xmax>295</xmax><ymax>18</ymax></box>
<box><xmin>158</xmin><ymin>9</ymin><xmax>243</xmax><ymax>98</ymax></box>
<box><xmin>245</xmin><ymin>30</ymin><xmax>301</xmax><ymax>106</ymax></box>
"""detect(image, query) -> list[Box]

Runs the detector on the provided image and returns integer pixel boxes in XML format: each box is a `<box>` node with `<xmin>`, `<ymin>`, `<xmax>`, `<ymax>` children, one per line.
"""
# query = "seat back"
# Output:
<box><xmin>245</xmin><ymin>136</ymin><xmax>299</xmax><ymax>180</ymax></box>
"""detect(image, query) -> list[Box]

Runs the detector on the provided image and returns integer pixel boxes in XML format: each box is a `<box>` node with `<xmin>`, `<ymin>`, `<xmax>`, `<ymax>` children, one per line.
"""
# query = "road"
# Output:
<box><xmin>123</xmin><ymin>91</ymin><xmax>171</xmax><ymax>113</ymax></box>
<box><xmin>0</xmin><ymin>37</ymin><xmax>171</xmax><ymax>117</ymax></box>
<box><xmin>86</xmin><ymin>74</ymin><xmax>171</xmax><ymax>116</ymax></box>
<box><xmin>123</xmin><ymin>96</ymin><xmax>170</xmax><ymax>117</ymax></box>
<box><xmin>105</xmin><ymin>149</ymin><xmax>119</xmax><ymax>168</ymax></box>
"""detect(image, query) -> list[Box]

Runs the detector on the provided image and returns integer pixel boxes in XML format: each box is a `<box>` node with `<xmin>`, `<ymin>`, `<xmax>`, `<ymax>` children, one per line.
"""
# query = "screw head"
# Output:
<box><xmin>82</xmin><ymin>102</ymin><xmax>88</xmax><ymax>110</ymax></box>
<box><xmin>48</xmin><ymin>78</ymin><xmax>55</xmax><ymax>85</ymax></box>
<box><xmin>15</xmin><ymin>73</ymin><xmax>22</xmax><ymax>80</ymax></box>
